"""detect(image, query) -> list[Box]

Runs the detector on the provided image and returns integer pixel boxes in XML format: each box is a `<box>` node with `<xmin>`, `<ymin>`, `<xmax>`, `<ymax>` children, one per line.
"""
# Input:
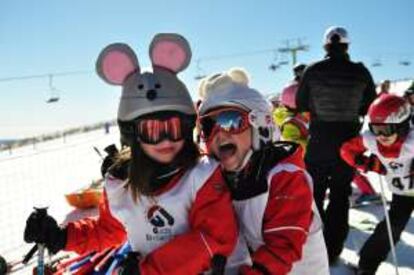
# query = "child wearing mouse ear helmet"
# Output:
<box><xmin>23</xmin><ymin>34</ymin><xmax>248</xmax><ymax>275</ymax></box>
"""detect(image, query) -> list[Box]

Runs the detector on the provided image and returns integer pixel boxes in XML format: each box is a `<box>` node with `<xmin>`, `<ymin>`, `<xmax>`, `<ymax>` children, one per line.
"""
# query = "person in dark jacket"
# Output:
<box><xmin>403</xmin><ymin>81</ymin><xmax>414</xmax><ymax>125</ymax></box>
<box><xmin>295</xmin><ymin>26</ymin><xmax>377</xmax><ymax>264</ymax></box>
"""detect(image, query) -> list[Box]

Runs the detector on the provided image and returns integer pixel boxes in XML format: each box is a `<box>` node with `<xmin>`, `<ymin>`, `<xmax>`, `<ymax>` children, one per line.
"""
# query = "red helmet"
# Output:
<box><xmin>368</xmin><ymin>94</ymin><xmax>411</xmax><ymax>124</ymax></box>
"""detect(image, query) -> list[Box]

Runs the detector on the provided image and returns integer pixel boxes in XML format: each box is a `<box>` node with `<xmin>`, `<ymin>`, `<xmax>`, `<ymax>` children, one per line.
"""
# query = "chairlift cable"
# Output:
<box><xmin>0</xmin><ymin>70</ymin><xmax>91</xmax><ymax>82</ymax></box>
<box><xmin>198</xmin><ymin>48</ymin><xmax>278</xmax><ymax>62</ymax></box>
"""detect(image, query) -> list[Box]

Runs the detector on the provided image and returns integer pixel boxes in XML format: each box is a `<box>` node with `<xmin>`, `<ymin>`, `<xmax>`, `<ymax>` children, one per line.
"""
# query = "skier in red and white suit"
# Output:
<box><xmin>23</xmin><ymin>34</ymin><xmax>248</xmax><ymax>274</ymax></box>
<box><xmin>198</xmin><ymin>68</ymin><xmax>329</xmax><ymax>275</ymax></box>
<box><xmin>341</xmin><ymin>94</ymin><xmax>414</xmax><ymax>274</ymax></box>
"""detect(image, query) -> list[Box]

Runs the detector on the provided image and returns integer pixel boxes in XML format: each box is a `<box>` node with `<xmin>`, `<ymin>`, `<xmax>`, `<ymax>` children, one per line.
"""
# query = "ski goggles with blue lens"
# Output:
<box><xmin>200</xmin><ymin>109</ymin><xmax>250</xmax><ymax>140</ymax></box>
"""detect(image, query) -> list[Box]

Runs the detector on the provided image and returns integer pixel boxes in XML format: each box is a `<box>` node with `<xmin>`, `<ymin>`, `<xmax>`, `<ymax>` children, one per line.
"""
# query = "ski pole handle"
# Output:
<box><xmin>34</xmin><ymin>207</ymin><xmax>48</xmax><ymax>275</ymax></box>
<box><xmin>211</xmin><ymin>254</ymin><xmax>227</xmax><ymax>275</ymax></box>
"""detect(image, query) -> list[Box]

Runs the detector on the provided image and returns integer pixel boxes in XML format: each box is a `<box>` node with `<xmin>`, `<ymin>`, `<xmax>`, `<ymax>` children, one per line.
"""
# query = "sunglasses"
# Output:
<box><xmin>369</xmin><ymin>123</ymin><xmax>399</xmax><ymax>137</ymax></box>
<box><xmin>136</xmin><ymin>116</ymin><xmax>193</xmax><ymax>144</ymax></box>
<box><xmin>200</xmin><ymin>109</ymin><xmax>250</xmax><ymax>140</ymax></box>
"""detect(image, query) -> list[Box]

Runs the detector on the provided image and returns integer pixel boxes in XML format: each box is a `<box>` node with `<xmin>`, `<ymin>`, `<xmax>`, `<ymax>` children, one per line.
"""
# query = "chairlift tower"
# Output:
<box><xmin>278</xmin><ymin>39</ymin><xmax>309</xmax><ymax>66</ymax></box>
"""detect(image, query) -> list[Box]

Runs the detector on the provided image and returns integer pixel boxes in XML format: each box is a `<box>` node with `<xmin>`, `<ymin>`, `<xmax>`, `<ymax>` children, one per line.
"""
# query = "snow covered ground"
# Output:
<box><xmin>0</xmin><ymin>127</ymin><xmax>413</xmax><ymax>274</ymax></box>
<box><xmin>330</xmin><ymin>204</ymin><xmax>414</xmax><ymax>274</ymax></box>
<box><xmin>0</xmin><ymin>127</ymin><xmax>119</xmax><ymax>274</ymax></box>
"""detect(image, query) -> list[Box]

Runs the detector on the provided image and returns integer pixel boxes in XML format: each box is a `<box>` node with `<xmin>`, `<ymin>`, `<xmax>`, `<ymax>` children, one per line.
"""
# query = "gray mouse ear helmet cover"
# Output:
<box><xmin>96</xmin><ymin>33</ymin><xmax>195</xmax><ymax>122</ymax></box>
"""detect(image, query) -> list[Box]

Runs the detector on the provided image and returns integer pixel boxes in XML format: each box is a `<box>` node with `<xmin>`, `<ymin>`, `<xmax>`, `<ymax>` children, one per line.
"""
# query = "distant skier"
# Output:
<box><xmin>341</xmin><ymin>94</ymin><xmax>414</xmax><ymax>275</ymax></box>
<box><xmin>273</xmin><ymin>63</ymin><xmax>309</xmax><ymax>152</ymax></box>
<box><xmin>104</xmin><ymin>121</ymin><xmax>111</xmax><ymax>134</ymax></box>
<box><xmin>268</xmin><ymin>64</ymin><xmax>306</xmax><ymax>112</ymax></box>
<box><xmin>274</xmin><ymin>82</ymin><xmax>309</xmax><ymax>151</ymax></box>
<box><xmin>377</xmin><ymin>79</ymin><xmax>391</xmax><ymax>97</ymax></box>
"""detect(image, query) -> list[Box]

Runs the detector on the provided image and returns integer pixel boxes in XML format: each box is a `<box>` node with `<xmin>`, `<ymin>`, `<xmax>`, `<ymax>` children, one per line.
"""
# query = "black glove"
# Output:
<box><xmin>117</xmin><ymin>252</ymin><xmax>141</xmax><ymax>275</ymax></box>
<box><xmin>24</xmin><ymin>211</ymin><xmax>67</xmax><ymax>254</ymax></box>
<box><xmin>101</xmin><ymin>144</ymin><xmax>130</xmax><ymax>180</ymax></box>
<box><xmin>355</xmin><ymin>154</ymin><xmax>386</xmax><ymax>175</ymax></box>
<box><xmin>101</xmin><ymin>144</ymin><xmax>119</xmax><ymax>177</ymax></box>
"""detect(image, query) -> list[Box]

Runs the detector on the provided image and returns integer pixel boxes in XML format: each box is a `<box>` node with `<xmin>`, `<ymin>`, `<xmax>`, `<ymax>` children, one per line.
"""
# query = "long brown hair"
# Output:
<box><xmin>121</xmin><ymin>138</ymin><xmax>200</xmax><ymax>202</ymax></box>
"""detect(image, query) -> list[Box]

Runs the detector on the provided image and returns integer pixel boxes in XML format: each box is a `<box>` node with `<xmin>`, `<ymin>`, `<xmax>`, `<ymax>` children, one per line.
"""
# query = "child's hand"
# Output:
<box><xmin>355</xmin><ymin>154</ymin><xmax>386</xmax><ymax>175</ymax></box>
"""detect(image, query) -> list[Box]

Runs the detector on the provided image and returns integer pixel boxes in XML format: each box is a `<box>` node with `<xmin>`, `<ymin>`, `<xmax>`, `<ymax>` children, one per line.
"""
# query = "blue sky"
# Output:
<box><xmin>1</xmin><ymin>0</ymin><xmax>413</xmax><ymax>139</ymax></box>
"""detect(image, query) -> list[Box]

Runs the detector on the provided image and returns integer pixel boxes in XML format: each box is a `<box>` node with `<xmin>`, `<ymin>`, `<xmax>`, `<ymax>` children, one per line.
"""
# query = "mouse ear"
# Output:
<box><xmin>149</xmin><ymin>33</ymin><xmax>191</xmax><ymax>73</ymax></box>
<box><xmin>96</xmin><ymin>43</ymin><xmax>140</xmax><ymax>85</ymax></box>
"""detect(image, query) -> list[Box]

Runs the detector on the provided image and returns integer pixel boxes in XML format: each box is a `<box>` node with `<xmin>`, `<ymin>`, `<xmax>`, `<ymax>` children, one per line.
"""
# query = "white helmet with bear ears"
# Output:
<box><xmin>198</xmin><ymin>68</ymin><xmax>277</xmax><ymax>151</ymax></box>
<box><xmin>96</xmin><ymin>33</ymin><xmax>196</xmax><ymax>122</ymax></box>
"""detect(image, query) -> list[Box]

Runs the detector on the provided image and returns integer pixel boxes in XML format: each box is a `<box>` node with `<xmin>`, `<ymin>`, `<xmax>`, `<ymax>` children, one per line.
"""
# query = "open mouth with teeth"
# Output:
<box><xmin>218</xmin><ymin>143</ymin><xmax>237</xmax><ymax>160</ymax></box>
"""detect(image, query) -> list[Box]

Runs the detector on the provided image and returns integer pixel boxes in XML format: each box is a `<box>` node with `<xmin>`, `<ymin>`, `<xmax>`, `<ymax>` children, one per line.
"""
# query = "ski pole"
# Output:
<box><xmin>67</xmin><ymin>253</ymin><xmax>95</xmax><ymax>273</ymax></box>
<box><xmin>378</xmin><ymin>175</ymin><xmax>399</xmax><ymax>275</ymax></box>
<box><xmin>0</xmin><ymin>244</ymin><xmax>37</xmax><ymax>274</ymax></box>
<box><xmin>54</xmin><ymin>250</ymin><xmax>96</xmax><ymax>273</ymax></box>
<box><xmin>93</xmin><ymin>146</ymin><xmax>105</xmax><ymax>160</ymax></box>
<box><xmin>93</xmin><ymin>247</ymin><xmax>117</xmax><ymax>273</ymax></box>
<box><xmin>0</xmin><ymin>254</ymin><xmax>38</xmax><ymax>275</ymax></box>
<box><xmin>22</xmin><ymin>244</ymin><xmax>38</xmax><ymax>264</ymax></box>
<box><xmin>105</xmin><ymin>242</ymin><xmax>131</xmax><ymax>275</ymax></box>
<box><xmin>34</xmin><ymin>207</ymin><xmax>48</xmax><ymax>275</ymax></box>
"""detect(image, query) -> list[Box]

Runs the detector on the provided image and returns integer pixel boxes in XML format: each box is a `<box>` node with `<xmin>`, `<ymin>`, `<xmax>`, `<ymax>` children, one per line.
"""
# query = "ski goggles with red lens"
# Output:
<box><xmin>136</xmin><ymin>116</ymin><xmax>193</xmax><ymax>144</ymax></box>
<box><xmin>369</xmin><ymin>123</ymin><xmax>399</xmax><ymax>137</ymax></box>
<box><xmin>200</xmin><ymin>109</ymin><xmax>250</xmax><ymax>140</ymax></box>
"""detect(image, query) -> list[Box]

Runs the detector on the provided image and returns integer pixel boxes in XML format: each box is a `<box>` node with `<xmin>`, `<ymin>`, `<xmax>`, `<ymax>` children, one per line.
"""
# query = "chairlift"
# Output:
<box><xmin>46</xmin><ymin>97</ymin><xmax>60</xmax><ymax>103</ymax></box>
<box><xmin>399</xmin><ymin>60</ymin><xmax>411</xmax><ymax>66</ymax></box>
<box><xmin>371</xmin><ymin>60</ymin><xmax>382</xmax><ymax>67</ymax></box>
<box><xmin>269</xmin><ymin>51</ymin><xmax>282</xmax><ymax>72</ymax></box>
<box><xmin>194</xmin><ymin>75</ymin><xmax>207</xmax><ymax>81</ymax></box>
<box><xmin>45</xmin><ymin>74</ymin><xmax>61</xmax><ymax>104</ymax></box>
<box><xmin>278</xmin><ymin>52</ymin><xmax>290</xmax><ymax>67</ymax></box>
<box><xmin>194</xmin><ymin>59</ymin><xmax>207</xmax><ymax>80</ymax></box>
<box><xmin>269</xmin><ymin>64</ymin><xmax>279</xmax><ymax>71</ymax></box>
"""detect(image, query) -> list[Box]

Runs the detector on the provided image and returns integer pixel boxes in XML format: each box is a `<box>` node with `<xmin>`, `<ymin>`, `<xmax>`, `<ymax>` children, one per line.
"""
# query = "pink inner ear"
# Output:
<box><xmin>152</xmin><ymin>41</ymin><xmax>186</xmax><ymax>72</ymax></box>
<box><xmin>102</xmin><ymin>51</ymin><xmax>136</xmax><ymax>84</ymax></box>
